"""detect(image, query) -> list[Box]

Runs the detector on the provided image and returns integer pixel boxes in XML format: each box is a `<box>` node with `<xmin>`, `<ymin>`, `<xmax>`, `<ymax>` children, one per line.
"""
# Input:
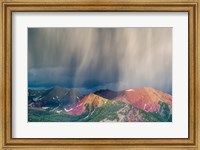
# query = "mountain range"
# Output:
<box><xmin>28</xmin><ymin>86</ymin><xmax>172</xmax><ymax>122</ymax></box>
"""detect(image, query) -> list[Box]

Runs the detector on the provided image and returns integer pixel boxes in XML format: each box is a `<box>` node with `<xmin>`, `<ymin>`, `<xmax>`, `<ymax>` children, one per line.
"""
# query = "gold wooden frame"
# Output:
<box><xmin>0</xmin><ymin>0</ymin><xmax>199</xmax><ymax>149</ymax></box>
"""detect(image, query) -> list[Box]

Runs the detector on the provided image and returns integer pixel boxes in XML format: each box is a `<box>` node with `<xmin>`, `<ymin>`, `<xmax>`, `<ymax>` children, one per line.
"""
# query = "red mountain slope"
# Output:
<box><xmin>114</xmin><ymin>87</ymin><xmax>172</xmax><ymax>112</ymax></box>
<box><xmin>64</xmin><ymin>93</ymin><xmax>106</xmax><ymax>115</ymax></box>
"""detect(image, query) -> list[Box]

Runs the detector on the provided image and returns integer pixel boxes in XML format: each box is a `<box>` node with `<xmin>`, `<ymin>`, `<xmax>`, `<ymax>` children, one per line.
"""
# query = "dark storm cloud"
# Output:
<box><xmin>28</xmin><ymin>28</ymin><xmax>172</xmax><ymax>94</ymax></box>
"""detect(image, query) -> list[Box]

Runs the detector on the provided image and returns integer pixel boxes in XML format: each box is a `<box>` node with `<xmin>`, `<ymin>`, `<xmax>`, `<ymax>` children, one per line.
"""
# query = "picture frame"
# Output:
<box><xmin>0</xmin><ymin>0</ymin><xmax>199</xmax><ymax>149</ymax></box>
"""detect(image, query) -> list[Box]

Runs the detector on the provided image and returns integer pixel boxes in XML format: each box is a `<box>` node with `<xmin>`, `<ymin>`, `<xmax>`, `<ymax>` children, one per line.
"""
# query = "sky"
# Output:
<box><xmin>28</xmin><ymin>28</ymin><xmax>172</xmax><ymax>94</ymax></box>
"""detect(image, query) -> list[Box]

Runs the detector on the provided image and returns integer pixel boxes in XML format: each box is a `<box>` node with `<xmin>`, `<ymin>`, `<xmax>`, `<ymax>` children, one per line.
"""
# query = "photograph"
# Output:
<box><xmin>28</xmin><ymin>28</ymin><xmax>172</xmax><ymax>122</ymax></box>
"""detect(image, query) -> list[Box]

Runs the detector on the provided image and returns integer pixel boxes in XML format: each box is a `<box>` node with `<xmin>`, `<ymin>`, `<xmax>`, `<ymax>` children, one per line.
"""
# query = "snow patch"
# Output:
<box><xmin>42</xmin><ymin>107</ymin><xmax>49</xmax><ymax>110</ymax></box>
<box><xmin>56</xmin><ymin>110</ymin><xmax>62</xmax><ymax>114</ymax></box>
<box><xmin>144</xmin><ymin>104</ymin><xmax>147</xmax><ymax>111</ymax></box>
<box><xmin>126</xmin><ymin>89</ymin><xmax>134</xmax><ymax>92</ymax></box>
<box><xmin>64</xmin><ymin>108</ymin><xmax>73</xmax><ymax>112</ymax></box>
<box><xmin>76</xmin><ymin>103</ymin><xmax>83</xmax><ymax>108</ymax></box>
<box><xmin>33</xmin><ymin>97</ymin><xmax>41</xmax><ymax>101</ymax></box>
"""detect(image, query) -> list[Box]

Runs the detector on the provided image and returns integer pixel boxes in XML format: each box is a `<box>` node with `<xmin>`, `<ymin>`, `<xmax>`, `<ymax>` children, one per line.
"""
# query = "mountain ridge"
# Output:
<box><xmin>28</xmin><ymin>86</ymin><xmax>172</xmax><ymax>122</ymax></box>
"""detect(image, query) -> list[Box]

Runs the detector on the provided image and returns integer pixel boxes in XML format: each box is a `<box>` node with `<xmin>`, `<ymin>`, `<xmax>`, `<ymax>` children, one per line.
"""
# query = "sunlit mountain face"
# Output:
<box><xmin>28</xmin><ymin>28</ymin><xmax>172</xmax><ymax>122</ymax></box>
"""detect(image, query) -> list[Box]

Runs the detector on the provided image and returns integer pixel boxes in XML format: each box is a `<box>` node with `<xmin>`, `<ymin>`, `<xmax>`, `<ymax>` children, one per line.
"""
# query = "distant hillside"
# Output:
<box><xmin>94</xmin><ymin>89</ymin><xmax>120</xmax><ymax>99</ymax></box>
<box><xmin>28</xmin><ymin>86</ymin><xmax>84</xmax><ymax>107</ymax></box>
